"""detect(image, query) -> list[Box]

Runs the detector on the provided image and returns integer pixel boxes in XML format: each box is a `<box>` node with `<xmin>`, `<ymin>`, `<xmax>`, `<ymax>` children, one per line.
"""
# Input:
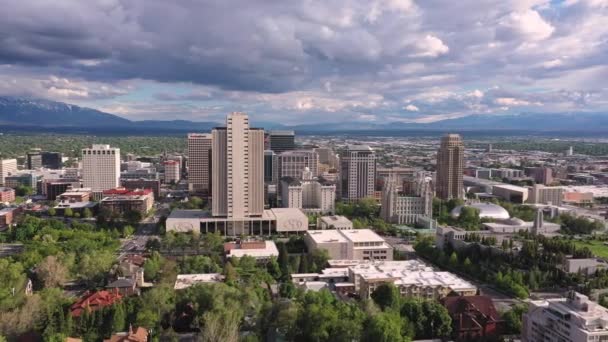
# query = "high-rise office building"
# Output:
<box><xmin>41</xmin><ymin>152</ymin><xmax>63</xmax><ymax>169</ymax></box>
<box><xmin>340</xmin><ymin>145</ymin><xmax>376</xmax><ymax>201</ymax></box>
<box><xmin>436</xmin><ymin>134</ymin><xmax>464</xmax><ymax>200</ymax></box>
<box><xmin>0</xmin><ymin>159</ymin><xmax>17</xmax><ymax>186</ymax></box>
<box><xmin>164</xmin><ymin>160</ymin><xmax>180</xmax><ymax>184</ymax></box>
<box><xmin>26</xmin><ymin>149</ymin><xmax>43</xmax><ymax>169</ymax></box>
<box><xmin>268</xmin><ymin>130</ymin><xmax>295</xmax><ymax>153</ymax></box>
<box><xmin>187</xmin><ymin>133</ymin><xmax>212</xmax><ymax>194</ymax></box>
<box><xmin>212</xmin><ymin>112</ymin><xmax>264</xmax><ymax>219</ymax></box>
<box><xmin>278</xmin><ymin>150</ymin><xmax>318</xmax><ymax>180</ymax></box>
<box><xmin>264</xmin><ymin>150</ymin><xmax>278</xmax><ymax>184</ymax></box>
<box><xmin>82</xmin><ymin>144</ymin><xmax>120</xmax><ymax>192</ymax></box>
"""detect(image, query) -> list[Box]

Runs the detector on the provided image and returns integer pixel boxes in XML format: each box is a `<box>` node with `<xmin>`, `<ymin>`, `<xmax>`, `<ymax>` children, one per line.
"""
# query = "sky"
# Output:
<box><xmin>0</xmin><ymin>0</ymin><xmax>607</xmax><ymax>125</ymax></box>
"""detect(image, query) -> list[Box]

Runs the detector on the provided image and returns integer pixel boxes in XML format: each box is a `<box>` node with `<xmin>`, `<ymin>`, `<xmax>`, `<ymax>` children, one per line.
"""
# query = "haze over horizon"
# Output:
<box><xmin>0</xmin><ymin>0</ymin><xmax>607</xmax><ymax>125</ymax></box>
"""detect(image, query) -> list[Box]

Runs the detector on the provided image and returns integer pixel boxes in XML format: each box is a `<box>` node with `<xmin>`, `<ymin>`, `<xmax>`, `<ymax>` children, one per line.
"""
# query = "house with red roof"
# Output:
<box><xmin>70</xmin><ymin>290</ymin><xmax>122</xmax><ymax>317</ymax></box>
<box><xmin>441</xmin><ymin>295</ymin><xmax>504</xmax><ymax>341</ymax></box>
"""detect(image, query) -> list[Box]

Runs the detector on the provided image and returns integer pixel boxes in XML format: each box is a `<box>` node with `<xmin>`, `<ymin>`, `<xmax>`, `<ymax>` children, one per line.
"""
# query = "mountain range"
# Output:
<box><xmin>0</xmin><ymin>96</ymin><xmax>607</xmax><ymax>134</ymax></box>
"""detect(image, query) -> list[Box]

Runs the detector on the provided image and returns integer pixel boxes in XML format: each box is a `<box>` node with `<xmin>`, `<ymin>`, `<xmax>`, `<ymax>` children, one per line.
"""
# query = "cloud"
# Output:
<box><xmin>0</xmin><ymin>0</ymin><xmax>605</xmax><ymax>124</ymax></box>
<box><xmin>496</xmin><ymin>10</ymin><xmax>555</xmax><ymax>41</ymax></box>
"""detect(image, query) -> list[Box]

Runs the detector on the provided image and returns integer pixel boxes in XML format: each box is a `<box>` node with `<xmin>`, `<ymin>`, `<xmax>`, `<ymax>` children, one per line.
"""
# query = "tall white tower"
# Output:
<box><xmin>82</xmin><ymin>144</ymin><xmax>120</xmax><ymax>192</ymax></box>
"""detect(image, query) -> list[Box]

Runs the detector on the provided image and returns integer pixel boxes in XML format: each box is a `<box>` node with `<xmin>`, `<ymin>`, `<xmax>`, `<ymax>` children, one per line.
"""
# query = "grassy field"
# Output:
<box><xmin>574</xmin><ymin>240</ymin><xmax>608</xmax><ymax>259</ymax></box>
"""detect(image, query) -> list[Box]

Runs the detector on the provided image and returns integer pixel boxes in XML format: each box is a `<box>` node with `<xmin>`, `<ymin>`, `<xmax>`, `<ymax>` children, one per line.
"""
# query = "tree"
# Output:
<box><xmin>37</xmin><ymin>256</ymin><xmax>69</xmax><ymax>288</ymax></box>
<box><xmin>224</xmin><ymin>262</ymin><xmax>237</xmax><ymax>284</ymax></box>
<box><xmin>363</xmin><ymin>311</ymin><xmax>404</xmax><ymax>342</ymax></box>
<box><xmin>310</xmin><ymin>249</ymin><xmax>329</xmax><ymax>272</ymax></box>
<box><xmin>457</xmin><ymin>207</ymin><xmax>480</xmax><ymax>230</ymax></box>
<box><xmin>15</xmin><ymin>185</ymin><xmax>34</xmax><ymax>197</ymax></box>
<box><xmin>48</xmin><ymin>207</ymin><xmax>56</xmax><ymax>217</ymax></box>
<box><xmin>400</xmin><ymin>299</ymin><xmax>452</xmax><ymax>339</ymax></box>
<box><xmin>123</xmin><ymin>210</ymin><xmax>142</xmax><ymax>225</ymax></box>
<box><xmin>82</xmin><ymin>208</ymin><xmax>93</xmax><ymax>219</ymax></box>
<box><xmin>122</xmin><ymin>225</ymin><xmax>135</xmax><ymax>238</ymax></box>
<box><xmin>371</xmin><ymin>283</ymin><xmax>401</xmax><ymax>311</ymax></box>
<box><xmin>63</xmin><ymin>208</ymin><xmax>73</xmax><ymax>218</ymax></box>
<box><xmin>111</xmin><ymin>303</ymin><xmax>126</xmax><ymax>333</ymax></box>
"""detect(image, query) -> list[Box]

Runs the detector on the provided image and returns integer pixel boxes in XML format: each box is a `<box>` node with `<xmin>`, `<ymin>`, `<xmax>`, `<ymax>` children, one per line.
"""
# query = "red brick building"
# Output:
<box><xmin>0</xmin><ymin>187</ymin><xmax>15</xmax><ymax>203</ymax></box>
<box><xmin>441</xmin><ymin>295</ymin><xmax>504</xmax><ymax>341</ymax></box>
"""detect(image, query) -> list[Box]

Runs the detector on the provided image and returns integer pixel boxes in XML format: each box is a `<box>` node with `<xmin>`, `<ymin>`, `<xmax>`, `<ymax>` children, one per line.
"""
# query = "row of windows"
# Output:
<box><xmin>83</xmin><ymin>150</ymin><xmax>116</xmax><ymax>155</ymax></box>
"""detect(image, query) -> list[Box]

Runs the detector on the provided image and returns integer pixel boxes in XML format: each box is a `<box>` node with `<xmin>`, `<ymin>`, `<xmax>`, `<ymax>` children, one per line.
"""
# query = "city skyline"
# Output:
<box><xmin>0</xmin><ymin>1</ymin><xmax>607</xmax><ymax>125</ymax></box>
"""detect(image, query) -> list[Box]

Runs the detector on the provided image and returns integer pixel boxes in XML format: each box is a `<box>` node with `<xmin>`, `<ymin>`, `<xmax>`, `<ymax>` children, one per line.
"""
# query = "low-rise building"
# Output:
<box><xmin>563</xmin><ymin>258</ymin><xmax>608</xmax><ymax>275</ymax></box>
<box><xmin>442</xmin><ymin>295</ymin><xmax>504</xmax><ymax>341</ymax></box>
<box><xmin>70</xmin><ymin>291</ymin><xmax>122</xmax><ymax>317</ymax></box>
<box><xmin>166</xmin><ymin>207</ymin><xmax>308</xmax><ymax>236</ymax></box>
<box><xmin>57</xmin><ymin>188</ymin><xmax>93</xmax><ymax>203</ymax></box>
<box><xmin>304</xmin><ymin>229</ymin><xmax>393</xmax><ymax>261</ymax></box>
<box><xmin>224</xmin><ymin>240</ymin><xmax>279</xmax><ymax>262</ymax></box>
<box><xmin>0</xmin><ymin>207</ymin><xmax>20</xmax><ymax>228</ymax></box>
<box><xmin>292</xmin><ymin>259</ymin><xmax>476</xmax><ymax>300</ymax></box>
<box><xmin>100</xmin><ymin>188</ymin><xmax>154</xmax><ymax>215</ymax></box>
<box><xmin>0</xmin><ymin>187</ymin><xmax>15</xmax><ymax>203</ymax></box>
<box><xmin>523</xmin><ymin>291</ymin><xmax>608</xmax><ymax>342</ymax></box>
<box><xmin>120</xmin><ymin>178</ymin><xmax>160</xmax><ymax>199</ymax></box>
<box><xmin>280</xmin><ymin>173</ymin><xmax>336</xmax><ymax>215</ymax></box>
<box><xmin>317</xmin><ymin>215</ymin><xmax>353</xmax><ymax>230</ymax></box>
<box><xmin>174</xmin><ymin>274</ymin><xmax>225</xmax><ymax>290</ymax></box>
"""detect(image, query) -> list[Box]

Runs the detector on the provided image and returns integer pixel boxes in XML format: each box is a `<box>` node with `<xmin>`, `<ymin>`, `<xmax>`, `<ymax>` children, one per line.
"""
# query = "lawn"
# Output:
<box><xmin>574</xmin><ymin>240</ymin><xmax>608</xmax><ymax>259</ymax></box>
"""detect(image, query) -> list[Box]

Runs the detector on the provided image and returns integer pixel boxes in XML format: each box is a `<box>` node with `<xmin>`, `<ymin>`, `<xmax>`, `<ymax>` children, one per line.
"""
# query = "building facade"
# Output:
<box><xmin>82</xmin><ymin>145</ymin><xmax>121</xmax><ymax>192</ymax></box>
<box><xmin>381</xmin><ymin>174</ymin><xmax>433</xmax><ymax>225</ymax></box>
<box><xmin>0</xmin><ymin>159</ymin><xmax>17</xmax><ymax>186</ymax></box>
<box><xmin>164</xmin><ymin>160</ymin><xmax>180</xmax><ymax>184</ymax></box>
<box><xmin>523</xmin><ymin>292</ymin><xmax>608</xmax><ymax>342</ymax></box>
<box><xmin>187</xmin><ymin>133</ymin><xmax>212</xmax><ymax>194</ymax></box>
<box><xmin>0</xmin><ymin>187</ymin><xmax>15</xmax><ymax>203</ymax></box>
<box><xmin>528</xmin><ymin>184</ymin><xmax>563</xmax><ymax>206</ymax></box>
<box><xmin>100</xmin><ymin>188</ymin><xmax>154</xmax><ymax>215</ymax></box>
<box><xmin>268</xmin><ymin>130</ymin><xmax>295</xmax><ymax>153</ymax></box>
<box><xmin>340</xmin><ymin>145</ymin><xmax>376</xmax><ymax>201</ymax></box>
<box><xmin>304</xmin><ymin>229</ymin><xmax>393</xmax><ymax>261</ymax></box>
<box><xmin>278</xmin><ymin>150</ymin><xmax>318</xmax><ymax>180</ymax></box>
<box><xmin>212</xmin><ymin>113</ymin><xmax>264</xmax><ymax>223</ymax></box>
<box><xmin>436</xmin><ymin>134</ymin><xmax>464</xmax><ymax>200</ymax></box>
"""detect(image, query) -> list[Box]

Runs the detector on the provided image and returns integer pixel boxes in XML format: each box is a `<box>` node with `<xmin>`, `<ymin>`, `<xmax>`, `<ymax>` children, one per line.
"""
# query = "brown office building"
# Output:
<box><xmin>436</xmin><ymin>134</ymin><xmax>464</xmax><ymax>200</ymax></box>
<box><xmin>187</xmin><ymin>133</ymin><xmax>212</xmax><ymax>195</ymax></box>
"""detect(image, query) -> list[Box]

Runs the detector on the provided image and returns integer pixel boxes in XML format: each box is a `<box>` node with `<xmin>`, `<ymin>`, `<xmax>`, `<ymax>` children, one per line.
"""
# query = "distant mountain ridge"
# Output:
<box><xmin>0</xmin><ymin>96</ymin><xmax>606</xmax><ymax>133</ymax></box>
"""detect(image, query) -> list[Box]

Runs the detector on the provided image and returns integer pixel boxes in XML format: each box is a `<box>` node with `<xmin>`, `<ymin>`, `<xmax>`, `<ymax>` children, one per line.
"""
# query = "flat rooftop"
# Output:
<box><xmin>307</xmin><ymin>230</ymin><xmax>348</xmax><ymax>243</ymax></box>
<box><xmin>174</xmin><ymin>273</ymin><xmax>224</xmax><ymax>290</ymax></box>
<box><xmin>318</xmin><ymin>215</ymin><xmax>352</xmax><ymax>225</ymax></box>
<box><xmin>339</xmin><ymin>229</ymin><xmax>385</xmax><ymax>243</ymax></box>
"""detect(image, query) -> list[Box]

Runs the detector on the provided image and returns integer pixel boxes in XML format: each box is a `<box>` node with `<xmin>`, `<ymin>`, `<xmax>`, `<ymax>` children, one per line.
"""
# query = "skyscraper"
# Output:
<box><xmin>82</xmin><ymin>144</ymin><xmax>120</xmax><ymax>192</ymax></box>
<box><xmin>187</xmin><ymin>133</ymin><xmax>212</xmax><ymax>194</ymax></box>
<box><xmin>268</xmin><ymin>130</ymin><xmax>295</xmax><ymax>153</ymax></box>
<box><xmin>212</xmin><ymin>112</ymin><xmax>264</xmax><ymax>219</ymax></box>
<box><xmin>340</xmin><ymin>145</ymin><xmax>376</xmax><ymax>201</ymax></box>
<box><xmin>436</xmin><ymin>134</ymin><xmax>464</xmax><ymax>200</ymax></box>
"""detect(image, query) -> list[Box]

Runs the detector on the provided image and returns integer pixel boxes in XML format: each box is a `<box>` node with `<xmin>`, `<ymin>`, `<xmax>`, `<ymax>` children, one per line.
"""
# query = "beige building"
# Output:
<box><xmin>436</xmin><ymin>134</ymin><xmax>464</xmax><ymax>200</ymax></box>
<box><xmin>281</xmin><ymin>169</ymin><xmax>336</xmax><ymax>214</ymax></box>
<box><xmin>523</xmin><ymin>292</ymin><xmax>608</xmax><ymax>342</ymax></box>
<box><xmin>381</xmin><ymin>174</ymin><xmax>433</xmax><ymax>225</ymax></box>
<box><xmin>527</xmin><ymin>184</ymin><xmax>563</xmax><ymax>206</ymax></box>
<box><xmin>82</xmin><ymin>145</ymin><xmax>120</xmax><ymax>192</ymax></box>
<box><xmin>187</xmin><ymin>133</ymin><xmax>212</xmax><ymax>194</ymax></box>
<box><xmin>304</xmin><ymin>229</ymin><xmax>392</xmax><ymax>261</ymax></box>
<box><xmin>0</xmin><ymin>159</ymin><xmax>17</xmax><ymax>186</ymax></box>
<box><xmin>165</xmin><ymin>207</ymin><xmax>308</xmax><ymax>236</ymax></box>
<box><xmin>340</xmin><ymin>145</ymin><xmax>376</xmax><ymax>201</ymax></box>
<box><xmin>317</xmin><ymin>215</ymin><xmax>353</xmax><ymax>230</ymax></box>
<box><xmin>212</xmin><ymin>113</ymin><xmax>264</xmax><ymax>223</ymax></box>
<box><xmin>292</xmin><ymin>259</ymin><xmax>477</xmax><ymax>300</ymax></box>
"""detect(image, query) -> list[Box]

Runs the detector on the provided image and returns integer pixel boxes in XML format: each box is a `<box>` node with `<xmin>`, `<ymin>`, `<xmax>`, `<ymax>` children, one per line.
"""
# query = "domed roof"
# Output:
<box><xmin>450</xmin><ymin>203</ymin><xmax>510</xmax><ymax>220</ymax></box>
